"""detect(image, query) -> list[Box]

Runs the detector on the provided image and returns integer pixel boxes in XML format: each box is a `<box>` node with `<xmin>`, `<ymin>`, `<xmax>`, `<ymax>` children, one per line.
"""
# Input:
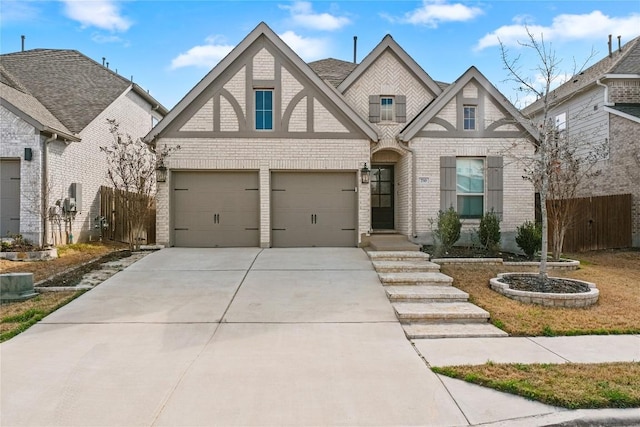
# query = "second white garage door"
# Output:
<box><xmin>172</xmin><ymin>171</ymin><xmax>259</xmax><ymax>247</ymax></box>
<box><xmin>271</xmin><ymin>172</ymin><xmax>357</xmax><ymax>247</ymax></box>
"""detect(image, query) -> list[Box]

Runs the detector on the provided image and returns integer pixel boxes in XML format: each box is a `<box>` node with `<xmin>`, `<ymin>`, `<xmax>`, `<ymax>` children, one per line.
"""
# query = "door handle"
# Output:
<box><xmin>311</xmin><ymin>214</ymin><xmax>318</xmax><ymax>224</ymax></box>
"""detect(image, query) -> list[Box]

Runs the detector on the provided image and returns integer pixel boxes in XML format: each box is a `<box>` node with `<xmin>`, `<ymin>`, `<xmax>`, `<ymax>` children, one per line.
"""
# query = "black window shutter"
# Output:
<box><xmin>440</xmin><ymin>156</ymin><xmax>457</xmax><ymax>211</ymax></box>
<box><xmin>487</xmin><ymin>156</ymin><xmax>503</xmax><ymax>218</ymax></box>
<box><xmin>395</xmin><ymin>95</ymin><xmax>406</xmax><ymax>123</ymax></box>
<box><xmin>369</xmin><ymin>95</ymin><xmax>380</xmax><ymax>123</ymax></box>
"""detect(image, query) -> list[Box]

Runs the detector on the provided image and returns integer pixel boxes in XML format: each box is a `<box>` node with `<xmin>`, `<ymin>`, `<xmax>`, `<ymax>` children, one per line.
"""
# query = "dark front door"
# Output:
<box><xmin>371</xmin><ymin>165</ymin><xmax>394</xmax><ymax>229</ymax></box>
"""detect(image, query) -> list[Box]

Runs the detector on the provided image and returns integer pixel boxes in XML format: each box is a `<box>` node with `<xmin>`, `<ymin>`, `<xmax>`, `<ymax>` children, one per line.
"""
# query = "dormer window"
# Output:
<box><xmin>463</xmin><ymin>105</ymin><xmax>476</xmax><ymax>130</ymax></box>
<box><xmin>380</xmin><ymin>97</ymin><xmax>395</xmax><ymax>121</ymax></box>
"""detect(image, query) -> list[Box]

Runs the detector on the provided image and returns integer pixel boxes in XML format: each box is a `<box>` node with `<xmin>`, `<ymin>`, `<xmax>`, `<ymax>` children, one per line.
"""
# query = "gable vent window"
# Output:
<box><xmin>255</xmin><ymin>89</ymin><xmax>273</xmax><ymax>130</ymax></box>
<box><xmin>369</xmin><ymin>95</ymin><xmax>406</xmax><ymax>123</ymax></box>
<box><xmin>463</xmin><ymin>105</ymin><xmax>476</xmax><ymax>130</ymax></box>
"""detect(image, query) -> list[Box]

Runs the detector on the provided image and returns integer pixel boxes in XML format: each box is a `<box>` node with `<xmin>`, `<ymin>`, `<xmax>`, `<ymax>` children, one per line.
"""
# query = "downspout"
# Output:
<box><xmin>42</xmin><ymin>133</ymin><xmax>57</xmax><ymax>247</ymax></box>
<box><xmin>595</xmin><ymin>79</ymin><xmax>613</xmax><ymax>106</ymax></box>
<box><xmin>398</xmin><ymin>137</ymin><xmax>417</xmax><ymax>239</ymax></box>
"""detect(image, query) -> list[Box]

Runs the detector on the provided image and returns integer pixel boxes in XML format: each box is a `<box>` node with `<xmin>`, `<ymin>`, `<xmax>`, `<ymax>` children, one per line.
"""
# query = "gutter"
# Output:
<box><xmin>595</xmin><ymin>79</ymin><xmax>613</xmax><ymax>106</ymax></box>
<box><xmin>42</xmin><ymin>133</ymin><xmax>57</xmax><ymax>247</ymax></box>
<box><xmin>398</xmin><ymin>137</ymin><xmax>417</xmax><ymax>240</ymax></box>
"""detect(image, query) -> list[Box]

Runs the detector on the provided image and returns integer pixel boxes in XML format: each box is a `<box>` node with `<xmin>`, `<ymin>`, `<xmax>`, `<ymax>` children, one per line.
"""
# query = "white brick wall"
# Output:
<box><xmin>155</xmin><ymin>137</ymin><xmax>370</xmax><ymax>247</ymax></box>
<box><xmin>435</xmin><ymin>98</ymin><xmax>457</xmax><ymax>125</ymax></box>
<box><xmin>313</xmin><ymin>99</ymin><xmax>348</xmax><ymax>133</ymax></box>
<box><xmin>224</xmin><ymin>66</ymin><xmax>246</xmax><ymax>116</ymax></box>
<box><xmin>253</xmin><ymin>48</ymin><xmax>274</xmax><ymax>80</ymax></box>
<box><xmin>220</xmin><ymin>97</ymin><xmax>239</xmax><ymax>131</ymax></box>
<box><xmin>180</xmin><ymin>98</ymin><xmax>214</xmax><ymax>131</ymax></box>
<box><xmin>463</xmin><ymin>82</ymin><xmax>478</xmax><ymax>98</ymax></box>
<box><xmin>288</xmin><ymin>98</ymin><xmax>307</xmax><ymax>132</ymax></box>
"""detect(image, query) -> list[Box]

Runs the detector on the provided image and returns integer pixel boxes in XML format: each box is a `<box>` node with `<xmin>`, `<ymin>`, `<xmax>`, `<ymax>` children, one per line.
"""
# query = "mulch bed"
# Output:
<box><xmin>36</xmin><ymin>250</ymin><xmax>132</xmax><ymax>287</ymax></box>
<box><xmin>499</xmin><ymin>274</ymin><xmax>591</xmax><ymax>293</ymax></box>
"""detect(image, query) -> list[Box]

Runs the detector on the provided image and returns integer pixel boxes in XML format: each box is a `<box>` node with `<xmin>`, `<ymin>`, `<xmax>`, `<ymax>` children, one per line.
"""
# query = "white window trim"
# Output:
<box><xmin>380</xmin><ymin>96</ymin><xmax>395</xmax><ymax>122</ymax></box>
<box><xmin>463</xmin><ymin>105</ymin><xmax>477</xmax><ymax>130</ymax></box>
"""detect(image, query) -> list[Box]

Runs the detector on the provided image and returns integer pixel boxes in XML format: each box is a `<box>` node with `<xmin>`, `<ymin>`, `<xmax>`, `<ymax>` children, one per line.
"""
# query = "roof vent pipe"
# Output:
<box><xmin>102</xmin><ymin>57</ymin><xmax>106</xmax><ymax>66</ymax></box>
<box><xmin>353</xmin><ymin>36</ymin><xmax>357</xmax><ymax>64</ymax></box>
<box><xmin>618</xmin><ymin>35</ymin><xmax>622</xmax><ymax>52</ymax></box>
<box><xmin>608</xmin><ymin>34</ymin><xmax>612</xmax><ymax>57</ymax></box>
<box><xmin>21</xmin><ymin>35</ymin><xmax>25</xmax><ymax>52</ymax></box>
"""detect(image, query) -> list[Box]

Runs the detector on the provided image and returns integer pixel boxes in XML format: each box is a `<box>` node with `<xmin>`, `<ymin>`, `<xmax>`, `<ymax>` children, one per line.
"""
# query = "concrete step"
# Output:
<box><xmin>372</xmin><ymin>260</ymin><xmax>440</xmax><ymax>273</ymax></box>
<box><xmin>392</xmin><ymin>302</ymin><xmax>490</xmax><ymax>323</ymax></box>
<box><xmin>368</xmin><ymin>234</ymin><xmax>421</xmax><ymax>252</ymax></box>
<box><xmin>404</xmin><ymin>323</ymin><xmax>509</xmax><ymax>339</ymax></box>
<box><xmin>385</xmin><ymin>285</ymin><xmax>468</xmax><ymax>303</ymax></box>
<box><xmin>367</xmin><ymin>251</ymin><xmax>430</xmax><ymax>262</ymax></box>
<box><xmin>378</xmin><ymin>272</ymin><xmax>453</xmax><ymax>286</ymax></box>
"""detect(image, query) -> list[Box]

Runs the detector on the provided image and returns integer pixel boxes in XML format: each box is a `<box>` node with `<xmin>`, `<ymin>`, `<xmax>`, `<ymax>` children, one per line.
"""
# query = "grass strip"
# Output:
<box><xmin>0</xmin><ymin>290</ymin><xmax>87</xmax><ymax>343</ymax></box>
<box><xmin>432</xmin><ymin>362</ymin><xmax>640</xmax><ymax>409</ymax></box>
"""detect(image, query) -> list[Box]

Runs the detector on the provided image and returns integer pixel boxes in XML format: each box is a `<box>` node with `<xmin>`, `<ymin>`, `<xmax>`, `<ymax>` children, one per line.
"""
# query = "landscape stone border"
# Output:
<box><xmin>432</xmin><ymin>257</ymin><xmax>580</xmax><ymax>270</ymax></box>
<box><xmin>489</xmin><ymin>272</ymin><xmax>599</xmax><ymax>308</ymax></box>
<box><xmin>0</xmin><ymin>248</ymin><xmax>58</xmax><ymax>261</ymax></box>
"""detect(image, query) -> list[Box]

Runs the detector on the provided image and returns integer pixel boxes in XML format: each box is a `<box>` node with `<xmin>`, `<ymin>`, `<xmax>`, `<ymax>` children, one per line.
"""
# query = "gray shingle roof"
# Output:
<box><xmin>308</xmin><ymin>58</ymin><xmax>357</xmax><ymax>88</ymax></box>
<box><xmin>609</xmin><ymin>103</ymin><xmax>640</xmax><ymax>119</ymax></box>
<box><xmin>522</xmin><ymin>36</ymin><xmax>640</xmax><ymax>115</ymax></box>
<box><xmin>0</xmin><ymin>49</ymin><xmax>131</xmax><ymax>134</ymax></box>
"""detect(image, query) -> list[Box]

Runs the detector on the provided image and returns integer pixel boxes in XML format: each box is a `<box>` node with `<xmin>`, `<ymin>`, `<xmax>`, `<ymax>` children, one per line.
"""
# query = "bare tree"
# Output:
<box><xmin>101</xmin><ymin>119</ymin><xmax>178</xmax><ymax>250</ymax></box>
<box><xmin>500</xmin><ymin>28</ymin><xmax>601</xmax><ymax>279</ymax></box>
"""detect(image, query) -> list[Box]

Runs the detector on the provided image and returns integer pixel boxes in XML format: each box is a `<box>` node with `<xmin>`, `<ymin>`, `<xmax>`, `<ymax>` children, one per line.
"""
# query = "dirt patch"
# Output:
<box><xmin>0</xmin><ymin>241</ymin><xmax>128</xmax><ymax>282</ymax></box>
<box><xmin>36</xmin><ymin>249</ymin><xmax>132</xmax><ymax>287</ymax></box>
<box><xmin>499</xmin><ymin>274</ymin><xmax>591</xmax><ymax>293</ymax></box>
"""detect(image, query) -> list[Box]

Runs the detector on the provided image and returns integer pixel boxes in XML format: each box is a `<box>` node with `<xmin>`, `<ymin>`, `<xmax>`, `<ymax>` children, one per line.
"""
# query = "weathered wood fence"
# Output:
<box><xmin>99</xmin><ymin>186</ymin><xmax>156</xmax><ymax>244</ymax></box>
<box><xmin>548</xmin><ymin>194</ymin><xmax>632</xmax><ymax>252</ymax></box>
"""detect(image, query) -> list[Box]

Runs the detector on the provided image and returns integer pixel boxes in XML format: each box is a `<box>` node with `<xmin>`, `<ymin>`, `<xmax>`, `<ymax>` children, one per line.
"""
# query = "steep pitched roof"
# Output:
<box><xmin>523</xmin><ymin>36</ymin><xmax>640</xmax><ymax>116</ymax></box>
<box><xmin>0</xmin><ymin>49</ymin><xmax>167</xmax><ymax>134</ymax></box>
<box><xmin>308</xmin><ymin>58</ymin><xmax>357</xmax><ymax>88</ymax></box>
<box><xmin>145</xmin><ymin>22</ymin><xmax>378</xmax><ymax>143</ymax></box>
<box><xmin>398</xmin><ymin>66</ymin><xmax>537</xmax><ymax>142</ymax></box>
<box><xmin>337</xmin><ymin>34</ymin><xmax>442</xmax><ymax>97</ymax></box>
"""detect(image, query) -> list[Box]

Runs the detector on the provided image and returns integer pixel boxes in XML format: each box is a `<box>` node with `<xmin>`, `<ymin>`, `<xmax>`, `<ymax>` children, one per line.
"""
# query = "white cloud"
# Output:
<box><xmin>280</xmin><ymin>1</ymin><xmax>350</xmax><ymax>31</ymax></box>
<box><xmin>385</xmin><ymin>0</ymin><xmax>483</xmax><ymax>28</ymax></box>
<box><xmin>170</xmin><ymin>37</ymin><xmax>234</xmax><ymax>69</ymax></box>
<box><xmin>61</xmin><ymin>0</ymin><xmax>131</xmax><ymax>32</ymax></box>
<box><xmin>0</xmin><ymin>0</ymin><xmax>40</xmax><ymax>24</ymax></box>
<box><xmin>278</xmin><ymin>31</ymin><xmax>330</xmax><ymax>61</ymax></box>
<box><xmin>476</xmin><ymin>11</ymin><xmax>640</xmax><ymax>50</ymax></box>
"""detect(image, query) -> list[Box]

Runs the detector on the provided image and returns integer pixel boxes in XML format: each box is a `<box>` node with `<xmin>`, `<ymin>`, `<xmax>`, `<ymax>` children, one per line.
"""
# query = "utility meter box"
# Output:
<box><xmin>70</xmin><ymin>182</ymin><xmax>82</xmax><ymax>213</ymax></box>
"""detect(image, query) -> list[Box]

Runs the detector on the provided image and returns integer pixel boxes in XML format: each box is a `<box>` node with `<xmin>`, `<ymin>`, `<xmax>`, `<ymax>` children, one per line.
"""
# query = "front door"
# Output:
<box><xmin>371</xmin><ymin>165</ymin><xmax>394</xmax><ymax>229</ymax></box>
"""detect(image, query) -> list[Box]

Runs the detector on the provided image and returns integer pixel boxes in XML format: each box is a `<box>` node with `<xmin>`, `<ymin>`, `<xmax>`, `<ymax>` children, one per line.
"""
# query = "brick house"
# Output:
<box><xmin>145</xmin><ymin>22</ymin><xmax>537</xmax><ymax>250</ymax></box>
<box><xmin>1</xmin><ymin>49</ymin><xmax>167</xmax><ymax>246</ymax></box>
<box><xmin>523</xmin><ymin>36</ymin><xmax>640</xmax><ymax>247</ymax></box>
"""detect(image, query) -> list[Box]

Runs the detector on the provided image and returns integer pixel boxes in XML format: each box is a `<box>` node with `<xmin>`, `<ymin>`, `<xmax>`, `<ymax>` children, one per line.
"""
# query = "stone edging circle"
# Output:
<box><xmin>489</xmin><ymin>273</ymin><xmax>599</xmax><ymax>308</ymax></box>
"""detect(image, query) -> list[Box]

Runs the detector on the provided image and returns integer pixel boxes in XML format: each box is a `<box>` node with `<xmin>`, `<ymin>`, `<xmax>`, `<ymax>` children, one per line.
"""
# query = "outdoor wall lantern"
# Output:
<box><xmin>360</xmin><ymin>163</ymin><xmax>370</xmax><ymax>184</ymax></box>
<box><xmin>155</xmin><ymin>165</ymin><xmax>167</xmax><ymax>183</ymax></box>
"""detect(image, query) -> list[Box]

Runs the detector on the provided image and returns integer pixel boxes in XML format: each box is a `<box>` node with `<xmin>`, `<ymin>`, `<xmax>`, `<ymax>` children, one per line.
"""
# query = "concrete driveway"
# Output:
<box><xmin>1</xmin><ymin>248</ymin><xmax>470</xmax><ymax>426</ymax></box>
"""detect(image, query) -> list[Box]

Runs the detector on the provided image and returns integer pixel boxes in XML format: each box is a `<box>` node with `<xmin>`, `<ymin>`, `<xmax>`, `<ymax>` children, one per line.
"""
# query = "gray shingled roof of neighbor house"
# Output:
<box><xmin>608</xmin><ymin>103</ymin><xmax>640</xmax><ymax>119</ymax></box>
<box><xmin>522</xmin><ymin>36</ymin><xmax>640</xmax><ymax>116</ymax></box>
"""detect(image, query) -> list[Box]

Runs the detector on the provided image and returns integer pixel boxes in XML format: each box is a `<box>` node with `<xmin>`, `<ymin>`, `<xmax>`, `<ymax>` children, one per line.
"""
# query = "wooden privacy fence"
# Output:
<box><xmin>99</xmin><ymin>186</ymin><xmax>156</xmax><ymax>244</ymax></box>
<box><xmin>548</xmin><ymin>194</ymin><xmax>632</xmax><ymax>252</ymax></box>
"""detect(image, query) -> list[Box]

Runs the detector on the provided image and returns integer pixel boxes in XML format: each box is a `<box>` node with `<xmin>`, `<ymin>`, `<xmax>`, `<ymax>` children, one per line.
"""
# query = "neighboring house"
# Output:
<box><xmin>1</xmin><ymin>49</ymin><xmax>167</xmax><ymax>246</ymax></box>
<box><xmin>523</xmin><ymin>36</ymin><xmax>640</xmax><ymax>247</ymax></box>
<box><xmin>145</xmin><ymin>22</ymin><xmax>536</xmax><ymax>250</ymax></box>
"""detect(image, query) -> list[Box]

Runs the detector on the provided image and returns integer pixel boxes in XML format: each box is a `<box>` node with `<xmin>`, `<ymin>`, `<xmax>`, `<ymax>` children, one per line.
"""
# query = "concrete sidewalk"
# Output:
<box><xmin>1</xmin><ymin>248</ymin><xmax>638</xmax><ymax>426</ymax></box>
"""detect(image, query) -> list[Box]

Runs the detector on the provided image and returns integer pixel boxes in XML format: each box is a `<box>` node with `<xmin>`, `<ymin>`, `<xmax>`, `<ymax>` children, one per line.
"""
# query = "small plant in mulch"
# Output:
<box><xmin>498</xmin><ymin>274</ymin><xmax>591</xmax><ymax>294</ymax></box>
<box><xmin>428</xmin><ymin>207</ymin><xmax>462</xmax><ymax>257</ymax></box>
<box><xmin>1</xmin><ymin>234</ymin><xmax>43</xmax><ymax>252</ymax></box>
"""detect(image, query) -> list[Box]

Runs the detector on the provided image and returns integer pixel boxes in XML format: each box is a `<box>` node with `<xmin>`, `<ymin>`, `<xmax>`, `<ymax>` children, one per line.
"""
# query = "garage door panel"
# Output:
<box><xmin>271</xmin><ymin>172</ymin><xmax>357</xmax><ymax>247</ymax></box>
<box><xmin>172</xmin><ymin>172</ymin><xmax>259</xmax><ymax>247</ymax></box>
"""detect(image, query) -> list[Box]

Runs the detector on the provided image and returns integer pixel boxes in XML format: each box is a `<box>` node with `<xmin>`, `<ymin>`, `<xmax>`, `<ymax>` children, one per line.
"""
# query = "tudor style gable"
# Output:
<box><xmin>337</xmin><ymin>35</ymin><xmax>442</xmax><ymax>142</ymax></box>
<box><xmin>147</xmin><ymin>23</ymin><xmax>377</xmax><ymax>142</ymax></box>
<box><xmin>399</xmin><ymin>67</ymin><xmax>537</xmax><ymax>141</ymax></box>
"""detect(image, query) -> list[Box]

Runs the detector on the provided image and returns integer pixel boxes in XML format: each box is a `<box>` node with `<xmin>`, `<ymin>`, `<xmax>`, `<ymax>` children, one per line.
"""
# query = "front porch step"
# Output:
<box><xmin>367</xmin><ymin>251</ymin><xmax>430</xmax><ymax>262</ymax></box>
<box><xmin>404</xmin><ymin>323</ymin><xmax>508</xmax><ymax>339</ymax></box>
<box><xmin>372</xmin><ymin>260</ymin><xmax>440</xmax><ymax>273</ymax></box>
<box><xmin>378</xmin><ymin>272</ymin><xmax>453</xmax><ymax>286</ymax></box>
<box><xmin>385</xmin><ymin>285</ymin><xmax>469</xmax><ymax>303</ymax></box>
<box><xmin>393</xmin><ymin>302</ymin><xmax>490</xmax><ymax>323</ymax></box>
<box><xmin>368</xmin><ymin>234</ymin><xmax>421</xmax><ymax>252</ymax></box>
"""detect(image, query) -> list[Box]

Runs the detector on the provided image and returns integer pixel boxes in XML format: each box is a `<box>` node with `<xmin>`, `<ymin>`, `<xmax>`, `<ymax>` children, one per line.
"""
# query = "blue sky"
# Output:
<box><xmin>2</xmin><ymin>1</ymin><xmax>639</xmax><ymax>109</ymax></box>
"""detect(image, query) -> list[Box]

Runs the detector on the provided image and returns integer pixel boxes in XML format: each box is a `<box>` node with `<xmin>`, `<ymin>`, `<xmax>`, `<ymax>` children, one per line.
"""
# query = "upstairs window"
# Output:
<box><xmin>456</xmin><ymin>158</ymin><xmax>484</xmax><ymax>218</ymax></box>
<box><xmin>463</xmin><ymin>106</ymin><xmax>476</xmax><ymax>130</ymax></box>
<box><xmin>255</xmin><ymin>90</ymin><xmax>273</xmax><ymax>130</ymax></box>
<box><xmin>380</xmin><ymin>97</ymin><xmax>395</xmax><ymax>121</ymax></box>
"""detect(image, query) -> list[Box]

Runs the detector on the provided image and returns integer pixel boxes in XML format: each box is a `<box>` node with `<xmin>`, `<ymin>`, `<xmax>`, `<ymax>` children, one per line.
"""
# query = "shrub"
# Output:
<box><xmin>516</xmin><ymin>221</ymin><xmax>542</xmax><ymax>260</ymax></box>
<box><xmin>431</xmin><ymin>207</ymin><xmax>461</xmax><ymax>255</ymax></box>
<box><xmin>479</xmin><ymin>209</ymin><xmax>501</xmax><ymax>253</ymax></box>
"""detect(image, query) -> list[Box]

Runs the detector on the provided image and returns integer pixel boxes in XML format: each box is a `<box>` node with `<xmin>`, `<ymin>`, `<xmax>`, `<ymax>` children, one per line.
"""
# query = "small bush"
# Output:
<box><xmin>516</xmin><ymin>221</ymin><xmax>542</xmax><ymax>260</ymax></box>
<box><xmin>430</xmin><ymin>207</ymin><xmax>461</xmax><ymax>256</ymax></box>
<box><xmin>479</xmin><ymin>209</ymin><xmax>501</xmax><ymax>253</ymax></box>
